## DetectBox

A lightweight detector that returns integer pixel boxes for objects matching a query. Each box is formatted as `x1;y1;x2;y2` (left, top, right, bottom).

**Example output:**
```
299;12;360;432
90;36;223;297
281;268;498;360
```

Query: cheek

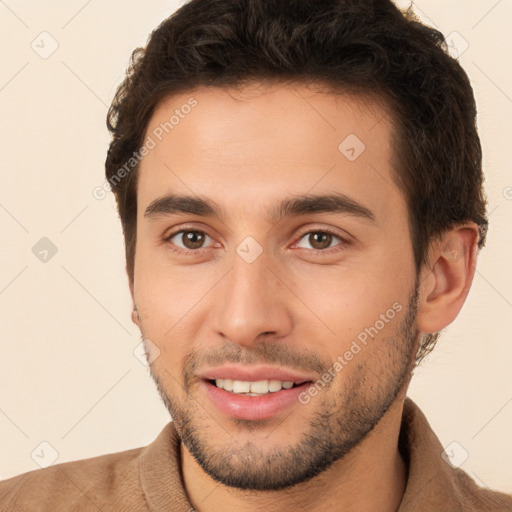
134;263;204;380
288;258;413;365
134;240;213;325
292;264;402;325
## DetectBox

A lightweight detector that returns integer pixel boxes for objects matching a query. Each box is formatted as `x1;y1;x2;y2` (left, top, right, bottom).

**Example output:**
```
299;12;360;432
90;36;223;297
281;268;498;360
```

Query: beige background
0;0;511;493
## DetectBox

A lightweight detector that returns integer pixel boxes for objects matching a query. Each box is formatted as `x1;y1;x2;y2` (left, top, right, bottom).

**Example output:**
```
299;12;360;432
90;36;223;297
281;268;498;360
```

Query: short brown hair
105;0;488;363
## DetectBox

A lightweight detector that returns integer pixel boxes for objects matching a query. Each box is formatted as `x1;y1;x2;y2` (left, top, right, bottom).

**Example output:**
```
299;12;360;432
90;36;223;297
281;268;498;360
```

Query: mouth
201;375;314;421
208;378;307;396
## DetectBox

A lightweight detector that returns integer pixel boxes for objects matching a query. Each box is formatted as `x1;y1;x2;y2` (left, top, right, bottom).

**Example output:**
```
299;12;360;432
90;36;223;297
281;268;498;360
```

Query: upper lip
197;364;315;384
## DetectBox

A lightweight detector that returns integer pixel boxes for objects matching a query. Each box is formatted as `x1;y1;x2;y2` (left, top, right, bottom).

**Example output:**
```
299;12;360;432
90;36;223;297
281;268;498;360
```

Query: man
1;0;511;510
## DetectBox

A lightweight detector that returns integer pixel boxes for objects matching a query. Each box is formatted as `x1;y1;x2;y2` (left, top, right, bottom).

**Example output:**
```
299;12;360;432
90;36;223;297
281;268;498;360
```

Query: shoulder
452;467;512;511
0;446;148;512
400;397;512;511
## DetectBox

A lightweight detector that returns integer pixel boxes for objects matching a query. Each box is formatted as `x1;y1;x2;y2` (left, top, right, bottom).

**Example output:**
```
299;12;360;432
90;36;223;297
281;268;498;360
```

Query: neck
181;397;408;512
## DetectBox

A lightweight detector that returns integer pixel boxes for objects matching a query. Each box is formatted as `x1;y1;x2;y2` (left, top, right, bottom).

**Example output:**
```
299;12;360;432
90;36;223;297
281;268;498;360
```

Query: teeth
268;379;283;392
214;379;297;394
232;380;250;393
250;380;269;393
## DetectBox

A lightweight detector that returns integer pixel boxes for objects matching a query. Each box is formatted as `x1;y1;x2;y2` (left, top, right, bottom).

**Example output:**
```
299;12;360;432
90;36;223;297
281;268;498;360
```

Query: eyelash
163;227;350;256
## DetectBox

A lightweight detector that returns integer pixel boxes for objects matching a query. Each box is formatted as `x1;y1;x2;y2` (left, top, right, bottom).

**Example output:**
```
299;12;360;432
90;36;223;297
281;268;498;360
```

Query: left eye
295;231;343;251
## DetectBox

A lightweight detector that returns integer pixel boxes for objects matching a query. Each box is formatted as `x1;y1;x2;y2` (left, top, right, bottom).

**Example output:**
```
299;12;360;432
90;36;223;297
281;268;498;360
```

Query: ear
416;223;480;333
129;278;141;328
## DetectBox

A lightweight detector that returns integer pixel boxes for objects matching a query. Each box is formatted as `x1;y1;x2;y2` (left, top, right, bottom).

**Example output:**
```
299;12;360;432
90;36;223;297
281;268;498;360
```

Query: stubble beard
145;284;419;491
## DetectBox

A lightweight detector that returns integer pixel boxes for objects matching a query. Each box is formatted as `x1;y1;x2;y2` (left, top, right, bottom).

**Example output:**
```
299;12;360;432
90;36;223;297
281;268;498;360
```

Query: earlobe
416;224;479;334
129;279;140;327
131;306;140;327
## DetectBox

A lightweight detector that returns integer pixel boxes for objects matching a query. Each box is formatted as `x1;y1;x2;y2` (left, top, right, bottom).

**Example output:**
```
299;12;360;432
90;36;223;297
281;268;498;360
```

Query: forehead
137;82;404;227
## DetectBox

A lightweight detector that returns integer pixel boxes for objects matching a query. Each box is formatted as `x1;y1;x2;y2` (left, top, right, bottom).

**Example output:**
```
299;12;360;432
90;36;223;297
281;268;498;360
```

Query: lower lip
201;380;311;421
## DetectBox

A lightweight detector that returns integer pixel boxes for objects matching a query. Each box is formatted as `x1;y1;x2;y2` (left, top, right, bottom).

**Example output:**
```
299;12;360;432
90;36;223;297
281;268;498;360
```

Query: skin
130;82;479;511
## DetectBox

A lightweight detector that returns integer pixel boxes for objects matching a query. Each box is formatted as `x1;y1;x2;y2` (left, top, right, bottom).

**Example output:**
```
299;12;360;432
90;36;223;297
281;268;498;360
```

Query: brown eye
295;230;345;252
308;232;332;250
182;231;205;249
167;230;212;251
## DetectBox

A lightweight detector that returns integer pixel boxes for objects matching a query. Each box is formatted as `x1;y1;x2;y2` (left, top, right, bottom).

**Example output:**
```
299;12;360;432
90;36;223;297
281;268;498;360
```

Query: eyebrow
144;192;376;224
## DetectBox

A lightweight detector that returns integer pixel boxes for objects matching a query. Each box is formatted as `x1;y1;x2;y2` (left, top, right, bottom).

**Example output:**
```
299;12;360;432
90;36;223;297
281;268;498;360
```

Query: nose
210;250;293;348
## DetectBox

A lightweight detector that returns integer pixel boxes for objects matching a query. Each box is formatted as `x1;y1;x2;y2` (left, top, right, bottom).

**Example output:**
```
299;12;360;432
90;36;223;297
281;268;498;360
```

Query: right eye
164;229;216;254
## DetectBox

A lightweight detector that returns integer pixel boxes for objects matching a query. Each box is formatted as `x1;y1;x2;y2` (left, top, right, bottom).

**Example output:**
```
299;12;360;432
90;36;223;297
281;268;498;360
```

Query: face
132;82;419;490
